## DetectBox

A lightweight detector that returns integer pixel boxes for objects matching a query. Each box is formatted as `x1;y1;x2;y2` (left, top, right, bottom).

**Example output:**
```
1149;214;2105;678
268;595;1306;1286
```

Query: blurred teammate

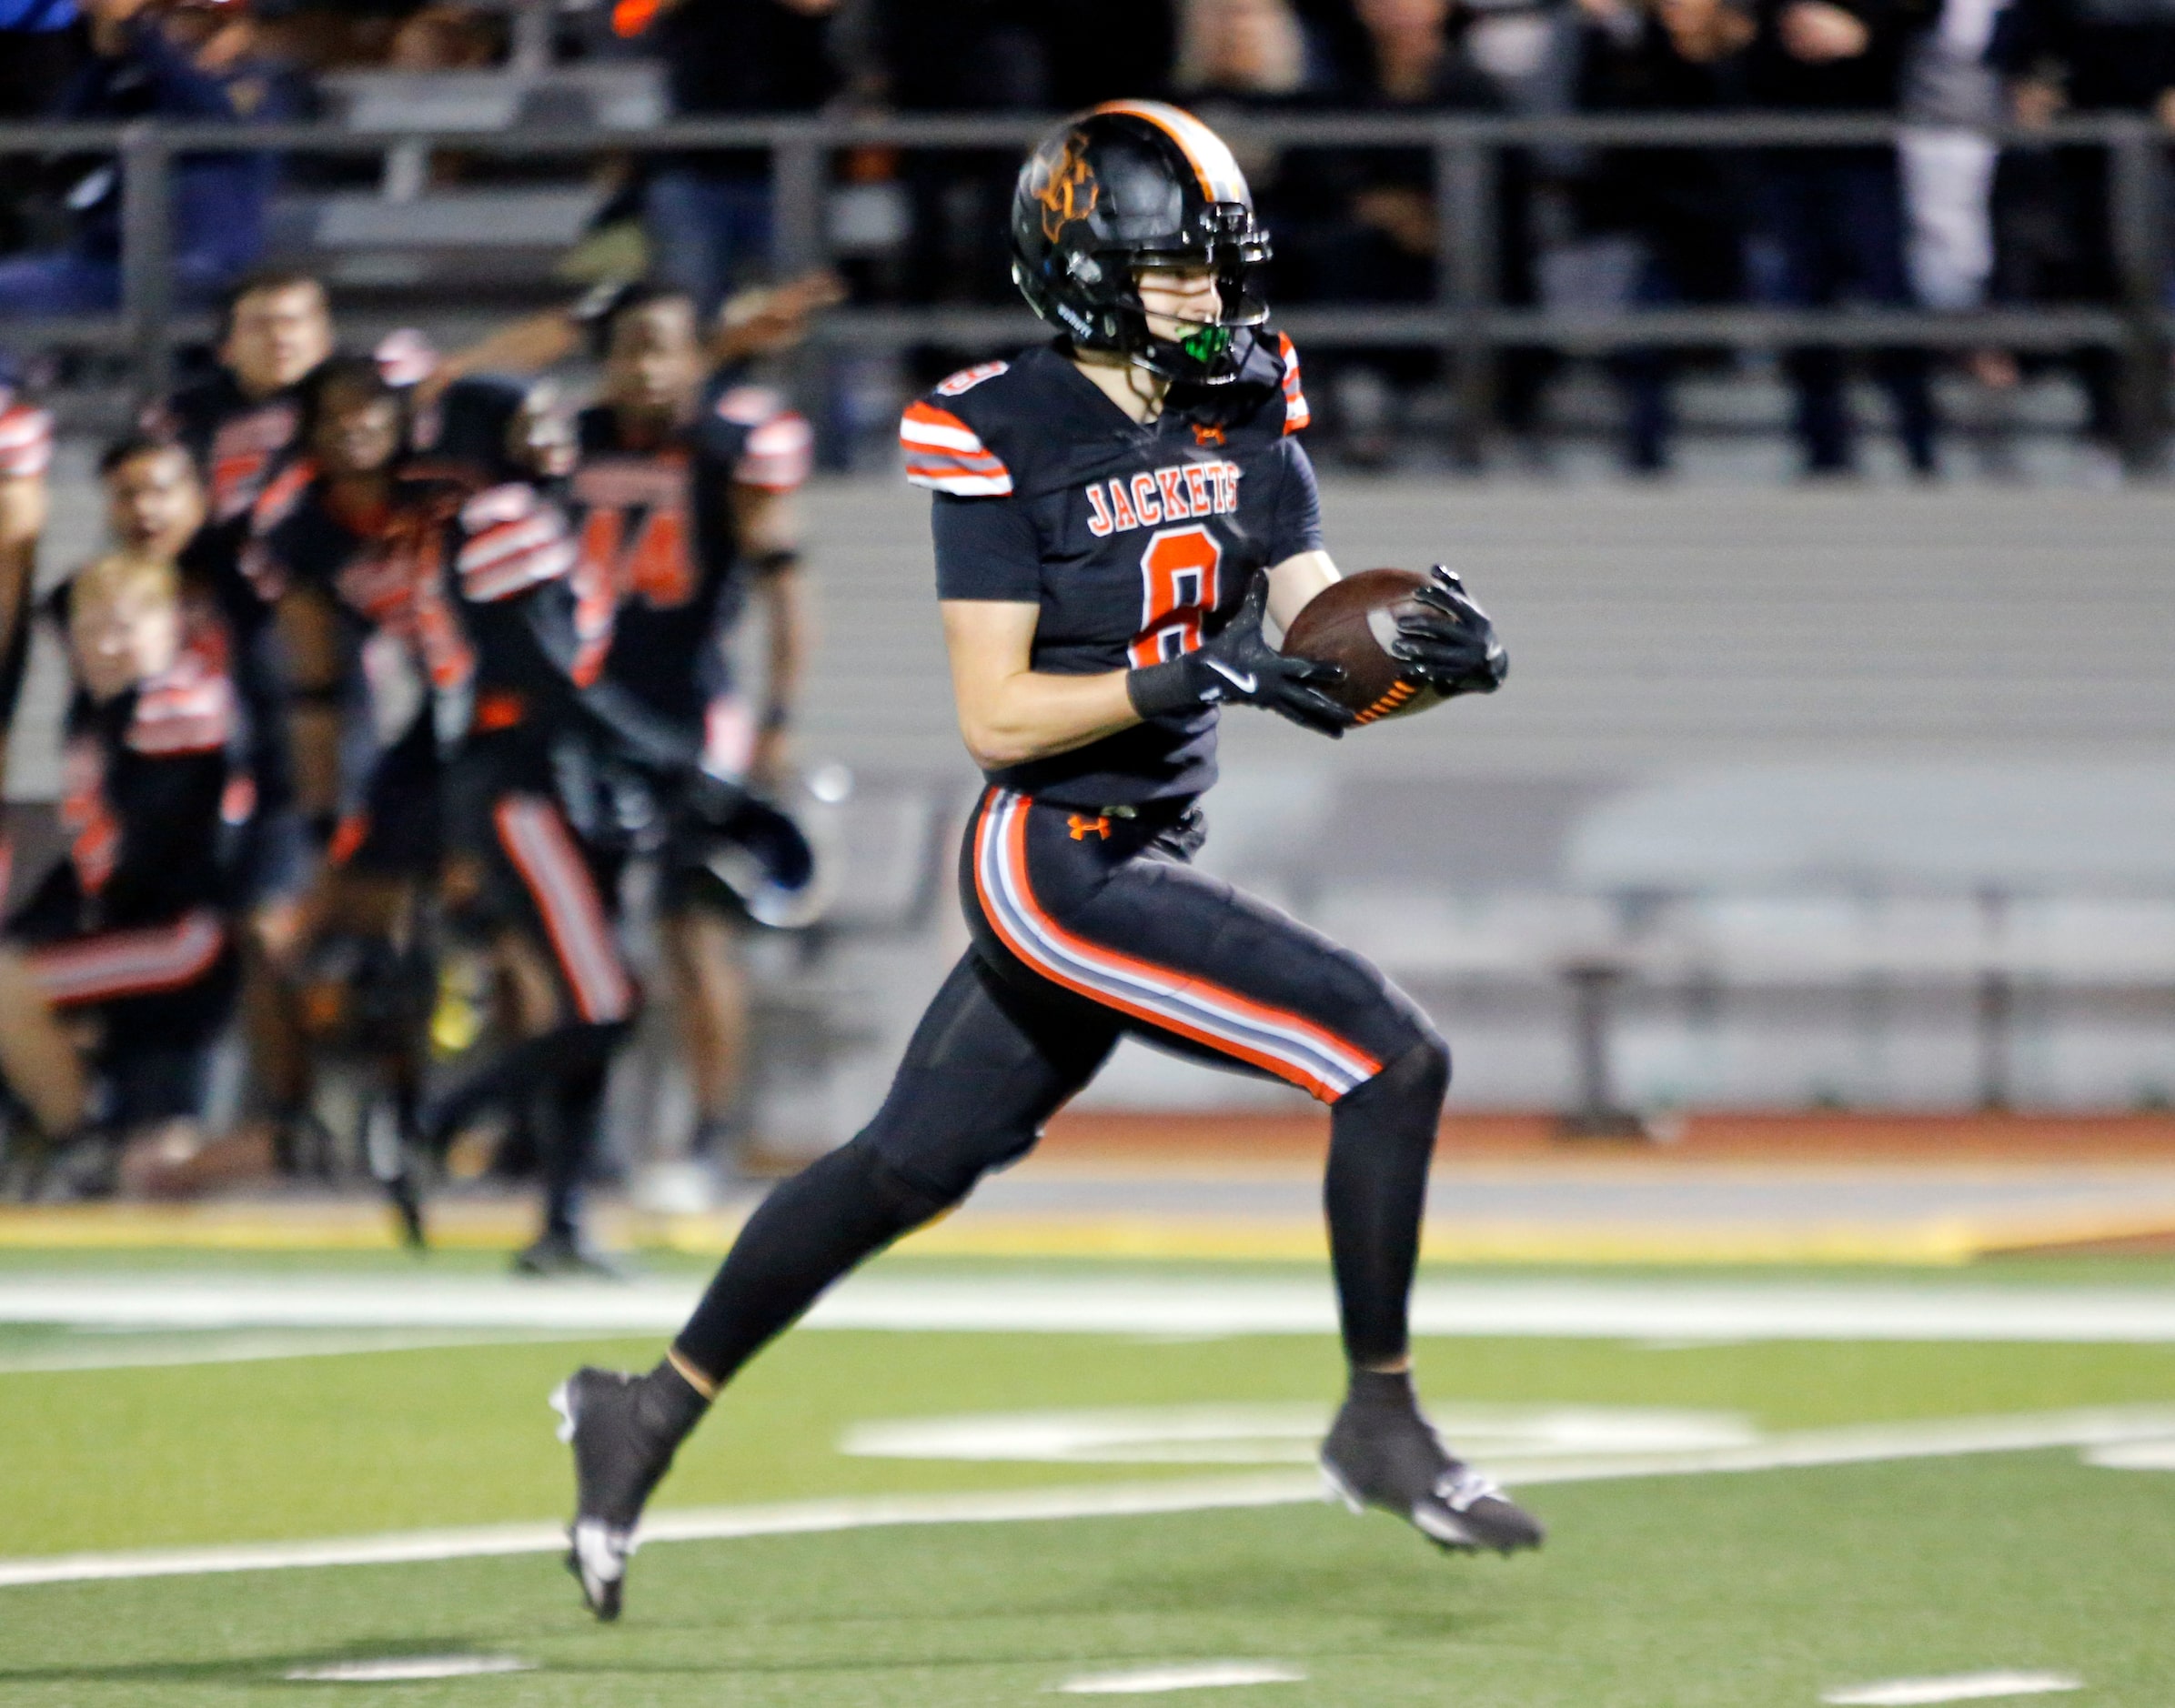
147;270;335;566
415;377;738;1272
242;357;447;1207
146;267;333;1146
569;285;813;1178
550;103;1535;1622
0;527;265;1191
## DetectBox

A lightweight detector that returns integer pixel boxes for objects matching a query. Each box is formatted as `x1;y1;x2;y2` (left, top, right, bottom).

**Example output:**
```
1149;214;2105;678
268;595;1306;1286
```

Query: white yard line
0;1328;595;1376
285;1656;536;1683
4;1405;2173;1592
0;1475;1324;1590
1824;1673;2084;1705
3;1273;2175;1342
1056;1661;1307;1693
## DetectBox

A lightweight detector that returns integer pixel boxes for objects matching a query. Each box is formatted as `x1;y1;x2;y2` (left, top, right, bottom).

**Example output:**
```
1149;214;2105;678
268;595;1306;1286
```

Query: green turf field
2;1253;2172;1706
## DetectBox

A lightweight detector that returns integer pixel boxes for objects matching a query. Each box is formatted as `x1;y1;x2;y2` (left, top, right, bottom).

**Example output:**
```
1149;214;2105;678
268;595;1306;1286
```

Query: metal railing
2;110;2170;462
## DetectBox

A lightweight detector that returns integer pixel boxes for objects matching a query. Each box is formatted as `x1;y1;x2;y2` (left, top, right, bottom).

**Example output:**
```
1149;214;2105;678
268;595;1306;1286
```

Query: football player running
567;285;814;1182
551;102;1530;1621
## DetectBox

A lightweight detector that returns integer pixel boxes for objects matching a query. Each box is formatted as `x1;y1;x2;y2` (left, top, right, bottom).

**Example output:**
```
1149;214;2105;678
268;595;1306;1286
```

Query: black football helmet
1011;101;1271;386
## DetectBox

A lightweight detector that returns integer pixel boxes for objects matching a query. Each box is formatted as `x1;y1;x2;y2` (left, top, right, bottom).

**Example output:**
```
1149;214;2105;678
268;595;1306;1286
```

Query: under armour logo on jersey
1067;814;1112;841
1084;460;1240;538
1192;422;1226;447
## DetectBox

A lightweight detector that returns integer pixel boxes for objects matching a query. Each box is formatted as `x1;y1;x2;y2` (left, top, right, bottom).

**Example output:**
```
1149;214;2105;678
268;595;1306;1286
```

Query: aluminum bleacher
777;477;2175;1126
13;459;2172;1140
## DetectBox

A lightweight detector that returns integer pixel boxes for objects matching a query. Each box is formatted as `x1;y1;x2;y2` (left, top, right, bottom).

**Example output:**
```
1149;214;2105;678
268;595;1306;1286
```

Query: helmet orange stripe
1091;99;1249;206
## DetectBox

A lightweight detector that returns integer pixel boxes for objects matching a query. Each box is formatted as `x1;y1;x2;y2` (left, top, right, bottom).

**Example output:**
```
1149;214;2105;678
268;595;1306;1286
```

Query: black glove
1389;565;1508;698
1126;576;1354;738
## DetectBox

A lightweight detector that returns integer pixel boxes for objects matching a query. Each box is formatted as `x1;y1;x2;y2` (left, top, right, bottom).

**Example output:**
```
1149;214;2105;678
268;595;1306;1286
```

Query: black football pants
675;788;1449;1380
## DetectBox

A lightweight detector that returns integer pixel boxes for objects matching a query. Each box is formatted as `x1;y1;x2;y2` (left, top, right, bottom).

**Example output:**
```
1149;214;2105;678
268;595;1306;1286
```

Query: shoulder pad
0;403;53;480
1274;332;1311;436
456;487;576;601
735;410;813;493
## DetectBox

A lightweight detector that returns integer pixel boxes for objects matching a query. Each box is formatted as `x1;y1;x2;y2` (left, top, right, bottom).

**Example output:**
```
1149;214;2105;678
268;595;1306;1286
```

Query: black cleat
549;1364;704;1619
1319;1370;1545;1555
516;1231;629;1280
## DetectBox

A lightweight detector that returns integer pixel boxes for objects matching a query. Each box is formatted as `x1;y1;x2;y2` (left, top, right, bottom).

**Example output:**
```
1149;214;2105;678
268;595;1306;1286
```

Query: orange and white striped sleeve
1275;332;1310;436
900;400;1013;497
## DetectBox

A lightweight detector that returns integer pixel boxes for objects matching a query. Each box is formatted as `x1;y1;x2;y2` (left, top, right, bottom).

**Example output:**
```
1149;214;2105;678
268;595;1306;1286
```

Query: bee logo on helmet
1032;132;1100;245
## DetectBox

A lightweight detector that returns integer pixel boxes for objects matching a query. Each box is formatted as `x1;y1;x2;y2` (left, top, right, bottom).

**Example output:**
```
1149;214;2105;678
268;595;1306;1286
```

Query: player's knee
1344;1030;1451;1133
1406;1030;1452;1103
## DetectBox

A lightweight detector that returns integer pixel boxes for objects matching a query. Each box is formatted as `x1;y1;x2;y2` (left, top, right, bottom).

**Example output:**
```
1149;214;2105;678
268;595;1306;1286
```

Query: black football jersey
145;369;306;551
904;331;1321;809
245;463;458;823
570;372;811;734
147;369;313;834
43;644;259;930
431;476;698;787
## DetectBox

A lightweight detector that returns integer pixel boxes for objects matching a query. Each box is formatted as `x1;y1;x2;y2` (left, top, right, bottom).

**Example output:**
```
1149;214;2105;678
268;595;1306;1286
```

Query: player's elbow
958;715;1037;771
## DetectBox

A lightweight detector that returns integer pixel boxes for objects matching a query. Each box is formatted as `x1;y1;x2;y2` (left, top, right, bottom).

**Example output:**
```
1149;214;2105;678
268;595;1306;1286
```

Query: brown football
1280;568;1445;724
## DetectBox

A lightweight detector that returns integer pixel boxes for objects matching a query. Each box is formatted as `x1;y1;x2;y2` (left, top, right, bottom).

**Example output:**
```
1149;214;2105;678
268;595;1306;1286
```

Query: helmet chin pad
1123;271;1270;383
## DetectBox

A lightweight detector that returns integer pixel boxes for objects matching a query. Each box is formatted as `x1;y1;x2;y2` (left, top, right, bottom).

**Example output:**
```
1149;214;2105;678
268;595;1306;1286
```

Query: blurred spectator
1274;0;1505;461
1573;0;1754;472
1744;0;1939;476
1174;0;1343;349
1987;0;2175;457
385;2;499;68
1898;0;2001;311
1178;0;1343;98
0;0;304;317
1465;0;1583;116
870;0;1174;307
637;0;841;316
873;1;1049;306
1274;0;1505;305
